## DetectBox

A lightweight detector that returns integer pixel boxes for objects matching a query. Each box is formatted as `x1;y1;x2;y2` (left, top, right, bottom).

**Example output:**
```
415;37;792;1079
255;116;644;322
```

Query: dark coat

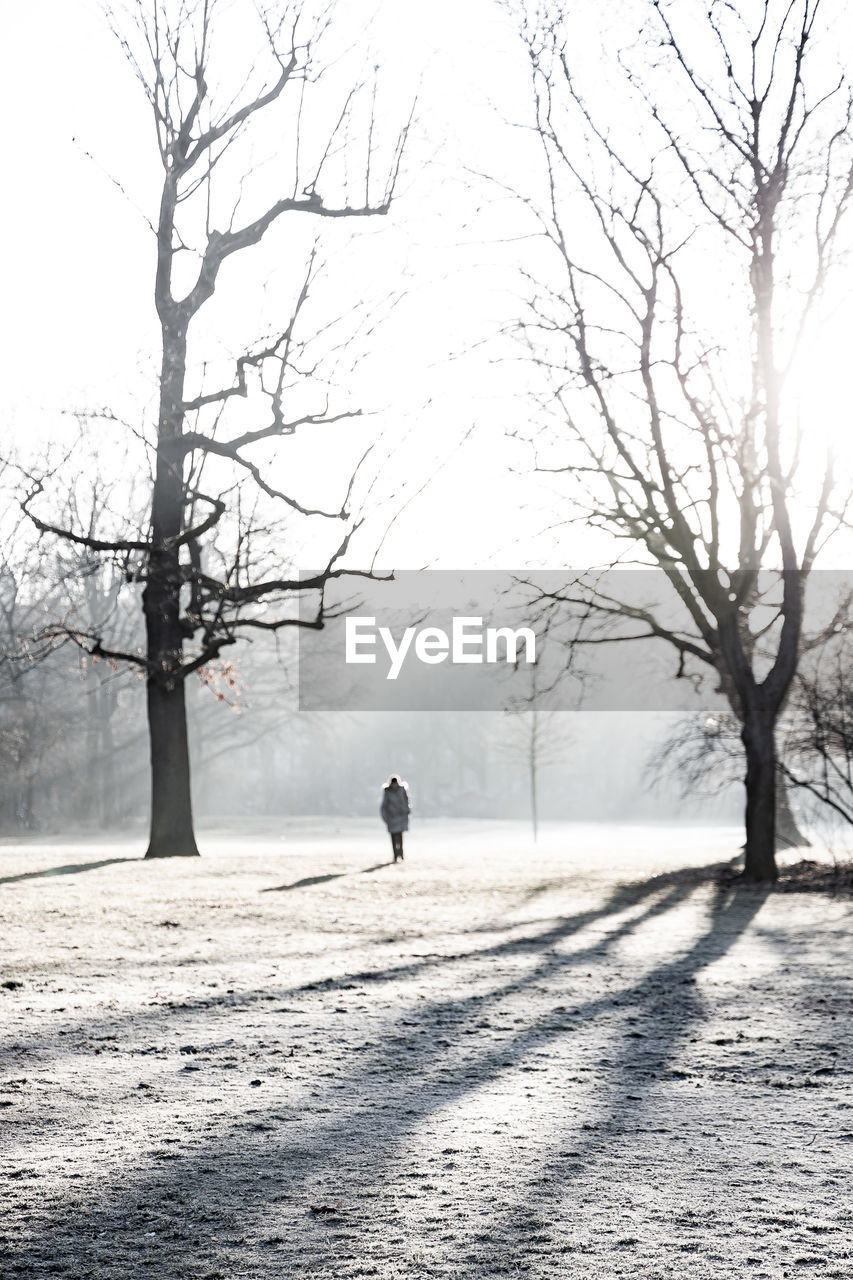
381;784;410;834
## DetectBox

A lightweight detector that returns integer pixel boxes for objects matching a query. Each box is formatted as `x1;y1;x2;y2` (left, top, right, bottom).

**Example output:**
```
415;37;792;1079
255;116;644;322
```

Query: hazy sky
2;0;557;569
3;0;853;573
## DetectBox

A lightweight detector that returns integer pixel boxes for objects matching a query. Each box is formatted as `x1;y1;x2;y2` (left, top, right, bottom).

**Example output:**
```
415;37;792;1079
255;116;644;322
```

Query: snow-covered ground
1;820;852;1278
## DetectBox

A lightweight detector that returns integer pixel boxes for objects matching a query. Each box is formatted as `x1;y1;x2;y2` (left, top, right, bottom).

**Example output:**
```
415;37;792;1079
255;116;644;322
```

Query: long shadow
262;872;346;892
5;858;748;1275
0;858;735;1067
488;880;771;1256
260;861;389;892
0;857;139;886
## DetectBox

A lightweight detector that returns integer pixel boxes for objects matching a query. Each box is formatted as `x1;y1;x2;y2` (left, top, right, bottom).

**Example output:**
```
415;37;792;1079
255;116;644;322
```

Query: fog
2;619;740;834
1;0;850;871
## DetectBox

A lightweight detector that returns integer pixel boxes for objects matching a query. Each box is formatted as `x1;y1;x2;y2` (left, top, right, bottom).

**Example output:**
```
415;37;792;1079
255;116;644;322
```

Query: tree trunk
143;515;198;858
99;697;118;829
144;317;199;859
775;777;810;849
530;750;538;843
145;674;198;857
741;713;778;882
528;711;540;843
85;656;99;825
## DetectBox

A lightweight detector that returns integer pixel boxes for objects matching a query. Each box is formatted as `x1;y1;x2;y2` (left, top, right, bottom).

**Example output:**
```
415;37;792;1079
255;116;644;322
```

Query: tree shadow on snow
5;855;773;1276
491;877;772;1249
0;857;139;886
0;859;737;1059
260;862;390;892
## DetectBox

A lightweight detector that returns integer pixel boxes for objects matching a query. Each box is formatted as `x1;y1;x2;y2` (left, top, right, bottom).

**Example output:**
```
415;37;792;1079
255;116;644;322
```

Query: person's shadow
261;863;388;892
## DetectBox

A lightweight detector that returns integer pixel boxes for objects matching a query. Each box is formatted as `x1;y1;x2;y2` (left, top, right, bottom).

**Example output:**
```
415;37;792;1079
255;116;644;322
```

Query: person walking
381;775;410;863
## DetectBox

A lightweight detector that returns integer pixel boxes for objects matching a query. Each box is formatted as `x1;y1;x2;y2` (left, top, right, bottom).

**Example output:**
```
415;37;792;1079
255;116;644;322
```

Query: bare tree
24;0;410;856
496;705;573;841
496;644;573;842
507;0;853;879
650;709;810;847
0;512;71;829
782;631;853;829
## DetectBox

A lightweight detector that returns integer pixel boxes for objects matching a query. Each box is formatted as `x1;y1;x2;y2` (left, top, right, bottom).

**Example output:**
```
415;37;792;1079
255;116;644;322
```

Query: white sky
0;0;553;568
2;0;853;574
